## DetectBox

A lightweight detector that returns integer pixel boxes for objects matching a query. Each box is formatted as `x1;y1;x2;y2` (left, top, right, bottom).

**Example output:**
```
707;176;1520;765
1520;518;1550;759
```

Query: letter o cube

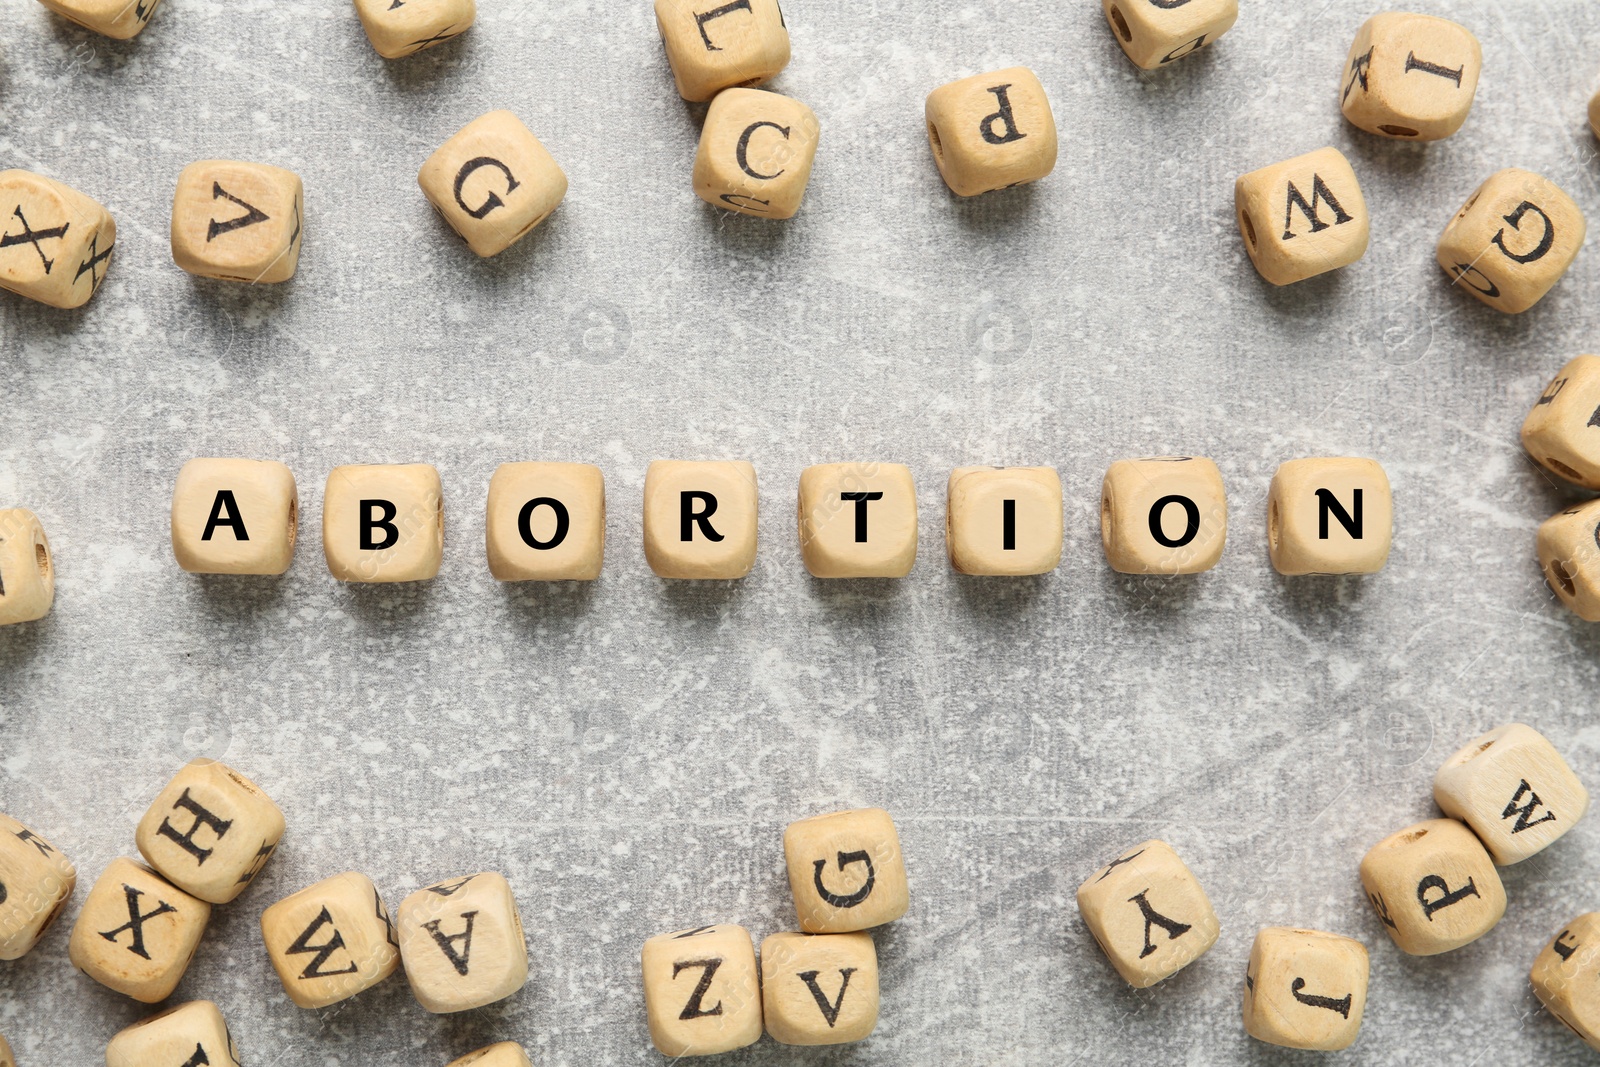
1103;0;1238;70
1437;168;1585;313
1532;913;1600;1052
798;463;918;578
1242;927;1368;1051
784;807;908;933
260;871;400;1009
1076;839;1219;988
419;111;567;258
1339;13;1481;141
946;465;1063;576
1538;499;1600;621
68;858;211;1003
1100;456;1226;575
0;509;54;627
171;459;299;575
353;0;475;58
1522;355;1600;489
653;0;789;102
35;0;162;39
925;67;1057;197
486;462;605;581
397;872;528;1013
1236;147;1369;285
447;1043;534;1067
135;758;285;904
105;1001;239;1067
1358;818;1505;956
643;460;758;579
641;923;762;1057
172;160;304;284
0;169;116;309
693;89;820;220
323;463;443;583
761;931;879;1046
0;812;76;960
1266;457;1392;575
1433;723;1588;865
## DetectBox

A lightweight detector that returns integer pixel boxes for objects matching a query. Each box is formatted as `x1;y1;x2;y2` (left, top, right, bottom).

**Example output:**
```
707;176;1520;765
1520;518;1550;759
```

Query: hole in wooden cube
171;161;304;285
0;169;116;309
1433;723;1588;865
653;0;788;102
1235;147;1368;285
398;872;528;1013
785;807;908;933
1538;499;1600;621
1102;0;1237;69
1076;839;1219;988
1242;927;1368;1051
260;871;400;1009
1358;817;1505;956
353;0;475;58
1437;168;1585;313
643;460;758;579
419;111;567;258
1532;913;1600;1052
1100;457;1226;575
486;462;605;581
924;67;1057;197
134;758;285;904
693;89;820;220
1266;457;1391;575
0;812;76;960
946;466;1062;576
171;459;298;576
641;923;762;1057
761;931;879;1046
35;0;163;39
0;509;54;627
447;1043;534;1067
323;463;443;583
1522;355;1600;490
1339;13;1481;141
68;858;211;1003
798;463;918;578
105;1001;238;1067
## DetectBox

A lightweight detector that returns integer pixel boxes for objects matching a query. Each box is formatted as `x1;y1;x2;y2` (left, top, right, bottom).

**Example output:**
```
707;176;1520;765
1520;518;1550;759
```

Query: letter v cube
397;872;528;1013
136;758;285;904
1076;839;1219;987
261;871;400;1008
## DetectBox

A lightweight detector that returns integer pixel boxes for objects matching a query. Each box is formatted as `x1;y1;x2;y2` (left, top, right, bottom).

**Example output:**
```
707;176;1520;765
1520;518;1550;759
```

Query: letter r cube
1076;839;1219;988
784;807;909;933
135;758;286;904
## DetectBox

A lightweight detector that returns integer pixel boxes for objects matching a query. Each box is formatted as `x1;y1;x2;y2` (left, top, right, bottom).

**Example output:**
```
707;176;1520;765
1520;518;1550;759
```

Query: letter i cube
1433;723;1588;865
784;808;909;933
0;509;54;627
0;169;116;309
135;758;285;904
1236;147;1368;285
1532;913;1600;1052
1339;13;1481;141
0;812;76;960
323;463;443;583
397;873;528;1013
641;924;762;1056
761;931;879;1046
353;0;476;58
1266;458;1392;575
1538;499;1600;622
68;858;211;1003
171;459;299;575
105;1001;239;1067
924;67;1057;197
1243;927;1368;1051
653;0;789;102
1103;0;1238;69
1522;355;1600;489
419;111;567;258
1100;457;1227;574
1358;818;1505;955
946;465;1063;575
1076;840;1219;987
261;871;400;1009
1437;168;1584;313
693;89;820;220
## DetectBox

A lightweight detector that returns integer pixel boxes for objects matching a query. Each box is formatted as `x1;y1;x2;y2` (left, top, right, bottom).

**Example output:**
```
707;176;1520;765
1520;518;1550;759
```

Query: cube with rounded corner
947;465;1062;576
35;0;162;39
693;89;819;220
1538;499;1600;622
323;463;443;583
761;931;878;1046
353;0;474;58
486;462;605;581
0;1033;10;1067
135;758;285;904
641;923;762;1057
0;509;54;627
1531;913;1600;1052
261;871;399;1009
643;460;758;579
1103;0;1237;69
1437;168;1585;314
172;161;303;284
925;67;1057;197
1077;839;1220;988
446;1043;533;1067
1267;457;1392;575
105;1001;238;1067
1339;13;1481;140
653;0;788;102
785;807;908;933
68;858;211;1003
798;463;917;578
1243;927;1368;1051
419;111;567;258
398;872;528;1013
1358;818;1505;956
1236;147;1368;285
1100;457;1226;575
1433;723;1588;865
0;811;76;960
0;169;116;309
1522;355;1600;489
171;459;298;575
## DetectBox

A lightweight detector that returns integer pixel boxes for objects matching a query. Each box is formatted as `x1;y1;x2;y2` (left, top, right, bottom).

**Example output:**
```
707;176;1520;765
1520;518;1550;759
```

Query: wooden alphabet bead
0;812;76;960
692;89;820;220
486;462;604;581
419;111;567;258
653;0;788;102
785;808;908;933
1100;457;1226;575
68;858;211;1003
0;170;115;309
446;1043;533;1067
798;463;918;578
1076;840;1219;988
1531;913;1600;1052
1522;355;1600;489
323;464;443;583
1591;88;1600;140
1358;818;1505;956
643;460;758;579
1434;723;1588;865
35;0;161;39
260;871;400;1009
924;67;1057;197
1339;13;1481;140
641;923;762;1056
0;509;54;627
1103;0;1237;69
134;758;285;904
1242;927;1368;1051
946;466;1063;576
353;0;475;58
1266;458;1392;575
398;872;527;1013
1538;499;1600;621
1437;169;1585;313
105;1001;239;1067
0;1033;10;1067
171;459;298;575
1236;147;1368;285
761;931;878;1046
171;161;304;284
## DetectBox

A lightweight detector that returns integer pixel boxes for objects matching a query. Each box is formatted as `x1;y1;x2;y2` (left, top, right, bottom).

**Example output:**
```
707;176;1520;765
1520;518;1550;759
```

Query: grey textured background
2;0;1600;1062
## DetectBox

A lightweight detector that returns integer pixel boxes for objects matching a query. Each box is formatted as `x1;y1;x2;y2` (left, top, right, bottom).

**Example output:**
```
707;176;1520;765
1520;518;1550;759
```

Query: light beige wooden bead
1358;818;1505;956
1591;88;1600;140
798;463;917;578
134;759;285;905
640;923;762;1057
1266;457;1392;575
761;931;878;1046
486;462;605;581
0;1033;11;1067
445;1043;533;1067
105;1001;239;1067
1538;498;1600;622
643;460;758;579
353;0;474;58
171;459;298;576
1100;457;1226;575
1522;355;1600;489
1242;927;1368;1051
924;67;1057;198
1433;723;1588;865
398;872;528;1014
946;466;1062;576
323;463;443;583
653;0;789;103
0;510;54;628
693;89;820;220
1103;0;1237;69
419;111;567;259
1531;912;1600;1052
1076;840;1219;988
0;169;115;309
35;0;162;39
171;161;304;285
68;858;211;1003
260;871;400;1009
1236;147;1368;285
1437;168;1585;314
785;808;908;933
0;811;76;960
1339;13;1481;141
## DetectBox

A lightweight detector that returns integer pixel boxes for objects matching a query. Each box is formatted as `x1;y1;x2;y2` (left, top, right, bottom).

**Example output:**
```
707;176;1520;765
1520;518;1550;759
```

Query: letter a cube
0;169;116;309
1236;147;1368;285
105;1001;239;1067
1243;927;1368;1051
693;89;820;220
419;111;567;258
397;872;528;1013
1433;723;1588;865
784;808;909;933
323;463;443;583
171;459;299;575
0;509;54;627
135;758;286;904
68;858;211;1002
1076;840;1220;987
641;923;762;1056
261;871;400;1008
0;811;76;960
1358;818;1505;955
1266;458;1392;575
924;67;1057;197
1531;913;1600;1052
761;931;879;1046
1437;168;1584;313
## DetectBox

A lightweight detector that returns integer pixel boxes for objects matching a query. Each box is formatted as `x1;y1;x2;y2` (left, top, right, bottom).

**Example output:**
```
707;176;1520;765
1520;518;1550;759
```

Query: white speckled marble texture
3;0;1600;1062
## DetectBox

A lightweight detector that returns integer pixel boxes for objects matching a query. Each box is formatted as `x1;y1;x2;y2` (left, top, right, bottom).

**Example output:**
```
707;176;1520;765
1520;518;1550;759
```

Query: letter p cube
924;67;1057;197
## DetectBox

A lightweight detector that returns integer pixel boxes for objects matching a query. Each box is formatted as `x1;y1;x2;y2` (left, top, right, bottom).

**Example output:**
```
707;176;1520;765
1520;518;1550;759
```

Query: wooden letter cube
925;67;1057;198
761;931;878;1046
398;872;527;1013
653;0;788;102
785;808;908;933
1242;927;1368;1051
1538;499;1600;621
446;1043;533;1067
1236;147;1368;285
419;111;567;258
1531;913;1600;1052
261;871;400;1009
1522;355;1600;489
640;923;762;1056
1434;723;1588;865
946;465;1062;576
1437;168;1585;313
135;758;285;904
693;89;820;220
1100;457;1226;575
68;858;211;1002
0;812;76;960
0;170;115;309
323;463;443;583
1358;818;1505;956
643;460;758;579
1104;0;1237;69
35;0;162;39
0;1033;10;1067
171;161;304;284
1266;457;1392;575
0;509;54;627
486;462;605;581
1339;13;1481;140
798;463;918;578
105;1001;239;1067
171;459;298;576
1076;840;1220;988
354;0;475;58
1591;87;1600;140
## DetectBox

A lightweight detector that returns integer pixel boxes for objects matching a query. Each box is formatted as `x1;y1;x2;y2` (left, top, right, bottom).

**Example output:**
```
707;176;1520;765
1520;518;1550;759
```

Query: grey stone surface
3;0;1600;1062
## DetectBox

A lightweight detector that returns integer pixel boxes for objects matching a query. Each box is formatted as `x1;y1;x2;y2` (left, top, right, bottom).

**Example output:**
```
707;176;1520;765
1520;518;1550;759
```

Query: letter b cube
641;924;762;1057
171;459;299;575
1266;457;1392;575
261;871;400;1009
323;463;443;583
1358;818;1505;955
925;67;1057;198
1243;927;1368;1051
135;758;285;904
1076;839;1219;988
1433;723;1588;865
397;872;528;1013
784;808;908;933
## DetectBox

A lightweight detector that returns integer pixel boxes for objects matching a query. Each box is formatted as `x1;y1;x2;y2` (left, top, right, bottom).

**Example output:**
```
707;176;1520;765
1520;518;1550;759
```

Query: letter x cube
0;169;116;309
68;858;211;1002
